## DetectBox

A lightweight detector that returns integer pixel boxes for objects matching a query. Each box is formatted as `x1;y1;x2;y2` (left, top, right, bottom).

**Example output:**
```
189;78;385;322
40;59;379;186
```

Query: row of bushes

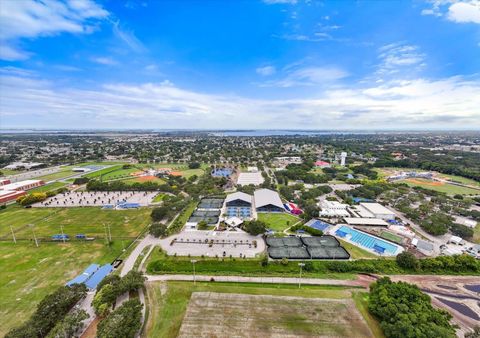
289;224;323;236
86;180;176;192
16;187;68;206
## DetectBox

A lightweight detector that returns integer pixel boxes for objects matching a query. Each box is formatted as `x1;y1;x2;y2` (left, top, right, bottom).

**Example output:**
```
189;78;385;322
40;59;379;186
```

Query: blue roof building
85;264;113;289
66;264;99;287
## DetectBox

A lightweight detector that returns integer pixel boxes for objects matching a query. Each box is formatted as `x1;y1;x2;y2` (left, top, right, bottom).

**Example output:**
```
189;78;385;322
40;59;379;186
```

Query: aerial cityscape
0;1;479;338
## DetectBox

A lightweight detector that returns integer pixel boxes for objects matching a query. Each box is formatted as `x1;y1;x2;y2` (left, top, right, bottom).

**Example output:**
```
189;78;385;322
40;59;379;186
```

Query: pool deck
328;224;404;257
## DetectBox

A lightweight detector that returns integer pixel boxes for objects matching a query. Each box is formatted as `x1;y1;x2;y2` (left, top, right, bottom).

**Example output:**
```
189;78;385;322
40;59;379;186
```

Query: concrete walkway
146;273;376;288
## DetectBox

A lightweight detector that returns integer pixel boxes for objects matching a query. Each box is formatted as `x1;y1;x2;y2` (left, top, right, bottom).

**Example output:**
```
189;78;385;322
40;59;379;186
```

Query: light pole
298;263;305;288
30;224;39;247
191;259;197;285
10;225;16;244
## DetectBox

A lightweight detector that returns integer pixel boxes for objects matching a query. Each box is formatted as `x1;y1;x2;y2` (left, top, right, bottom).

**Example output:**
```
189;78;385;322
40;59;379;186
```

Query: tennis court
197;198;224;210
267;235;350;260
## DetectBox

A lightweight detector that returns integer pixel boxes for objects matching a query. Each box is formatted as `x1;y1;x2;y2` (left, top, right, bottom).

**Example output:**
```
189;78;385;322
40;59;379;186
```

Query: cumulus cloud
422;0;480;24
1;66;478;129
447;1;480;23
0;0;109;61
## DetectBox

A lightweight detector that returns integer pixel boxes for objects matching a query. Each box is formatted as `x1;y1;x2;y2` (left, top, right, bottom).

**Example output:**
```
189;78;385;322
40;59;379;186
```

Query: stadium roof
254;189;284;210
225;192;253;205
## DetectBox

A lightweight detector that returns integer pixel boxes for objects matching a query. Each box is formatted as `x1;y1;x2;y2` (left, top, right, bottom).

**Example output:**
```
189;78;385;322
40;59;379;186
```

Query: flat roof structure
237;172;264;186
359;203;394;215
254;189;284;211
0;179;44;191
343;218;389;226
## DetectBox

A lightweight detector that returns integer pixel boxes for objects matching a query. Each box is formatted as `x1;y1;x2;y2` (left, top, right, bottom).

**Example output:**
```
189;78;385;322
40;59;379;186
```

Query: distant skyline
0;0;479;130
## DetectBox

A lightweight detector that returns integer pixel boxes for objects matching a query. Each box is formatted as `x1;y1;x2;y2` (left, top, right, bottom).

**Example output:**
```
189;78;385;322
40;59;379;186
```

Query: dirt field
404;178;444;186
177;292;374;338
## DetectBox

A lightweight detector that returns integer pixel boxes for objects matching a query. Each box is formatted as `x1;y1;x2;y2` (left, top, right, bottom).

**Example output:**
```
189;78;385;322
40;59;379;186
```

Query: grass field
0;241;126;336
379;231;403;244
473;224;480;244
144;281;378;338
399;178;480;195
257;212;301;232
29;182;67;193
0;205;151;240
37;169;77;182
336;239;379;259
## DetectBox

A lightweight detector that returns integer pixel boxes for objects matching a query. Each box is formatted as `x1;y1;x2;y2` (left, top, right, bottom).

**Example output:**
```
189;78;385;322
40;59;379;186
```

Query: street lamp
191;259;198;285
298;263;305;288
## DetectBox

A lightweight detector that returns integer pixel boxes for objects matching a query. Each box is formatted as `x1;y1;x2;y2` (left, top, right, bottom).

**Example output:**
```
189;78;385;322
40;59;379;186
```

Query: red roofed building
314;161;331;168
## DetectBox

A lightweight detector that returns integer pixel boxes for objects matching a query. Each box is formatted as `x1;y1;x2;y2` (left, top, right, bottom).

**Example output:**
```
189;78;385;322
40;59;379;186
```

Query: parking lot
33;191;158;207
159;231;265;258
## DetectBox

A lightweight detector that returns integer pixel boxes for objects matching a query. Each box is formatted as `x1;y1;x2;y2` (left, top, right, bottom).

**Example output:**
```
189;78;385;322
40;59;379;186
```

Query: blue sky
0;0;479;130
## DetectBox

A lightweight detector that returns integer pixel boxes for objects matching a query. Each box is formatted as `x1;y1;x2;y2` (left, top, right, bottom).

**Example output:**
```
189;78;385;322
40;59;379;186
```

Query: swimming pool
335;225;401;255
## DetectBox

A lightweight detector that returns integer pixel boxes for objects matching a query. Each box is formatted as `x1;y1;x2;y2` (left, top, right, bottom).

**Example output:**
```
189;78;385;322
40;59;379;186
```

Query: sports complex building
0;179;45;204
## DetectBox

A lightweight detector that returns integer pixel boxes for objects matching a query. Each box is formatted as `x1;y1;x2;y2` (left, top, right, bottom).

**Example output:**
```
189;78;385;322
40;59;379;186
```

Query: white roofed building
237;172;264;186
254;189;284;213
225;192;253;207
358;203;396;220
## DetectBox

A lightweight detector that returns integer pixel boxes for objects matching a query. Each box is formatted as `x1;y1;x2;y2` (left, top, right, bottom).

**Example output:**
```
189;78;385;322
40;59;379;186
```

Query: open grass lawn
438;173;480;187
336;239;380;259
0;205;151;240
144;281;379;338
257;212;301;232
29;181;67;193
146;249;355;279
98;167;140;181
0;168;24;176
473;224;480;244
399;178;480;195
0;241;126;336
83;164;124;179
379;231;403;244
37;169;77;182
122;176;166;185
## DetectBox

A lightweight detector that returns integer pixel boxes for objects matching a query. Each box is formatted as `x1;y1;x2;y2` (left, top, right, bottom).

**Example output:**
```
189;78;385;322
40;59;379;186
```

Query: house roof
225;192;253;204
254;189;284;210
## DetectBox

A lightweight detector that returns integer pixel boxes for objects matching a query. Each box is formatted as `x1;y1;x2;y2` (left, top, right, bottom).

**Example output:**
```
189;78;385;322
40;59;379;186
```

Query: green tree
150;223;168;237
96;299;143;338
396;251;419;270
47;310;89;338
243;220;267;235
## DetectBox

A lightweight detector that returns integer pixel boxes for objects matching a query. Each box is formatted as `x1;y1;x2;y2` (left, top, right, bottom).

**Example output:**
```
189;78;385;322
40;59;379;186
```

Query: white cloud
447;1;480;23
111;21;146;53
4;66;477;130
422;0;480;24
259;65;348;87
0;0;108;61
90;57;118;65
377;43;425;76
256;66;276;76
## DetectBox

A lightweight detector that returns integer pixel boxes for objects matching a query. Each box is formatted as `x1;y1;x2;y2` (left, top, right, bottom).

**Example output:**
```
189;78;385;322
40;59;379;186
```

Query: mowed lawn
0;205;151;240
258;212;301;232
0;241;125;336
29;181;67;193
145;281;381;338
399;178;480;195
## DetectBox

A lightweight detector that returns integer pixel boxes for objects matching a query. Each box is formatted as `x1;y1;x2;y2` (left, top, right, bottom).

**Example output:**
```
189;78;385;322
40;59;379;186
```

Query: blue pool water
336;226;400;255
